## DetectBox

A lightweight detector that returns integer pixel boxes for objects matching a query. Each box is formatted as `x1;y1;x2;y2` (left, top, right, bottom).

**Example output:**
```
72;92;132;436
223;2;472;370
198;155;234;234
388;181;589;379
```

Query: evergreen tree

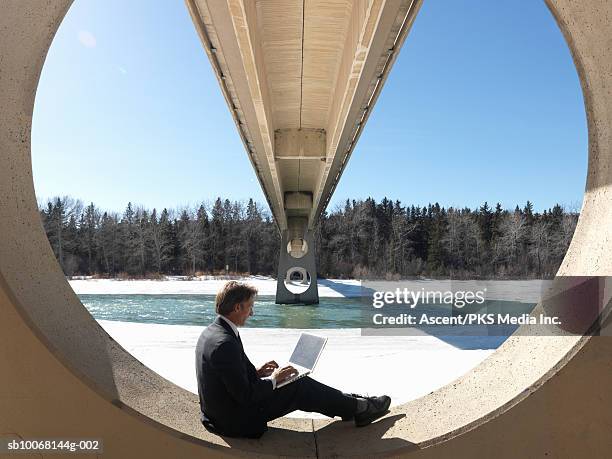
159;208;175;273
245;199;261;274
523;200;534;226
196;204;211;272
82;202;98;274
210;198;226;271
135;207;151;275
119;202;140;275
478;201;494;246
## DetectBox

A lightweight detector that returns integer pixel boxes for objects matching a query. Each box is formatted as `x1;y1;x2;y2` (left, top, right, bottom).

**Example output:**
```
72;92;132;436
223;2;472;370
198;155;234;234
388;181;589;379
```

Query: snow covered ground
98;320;495;419
71;276;361;297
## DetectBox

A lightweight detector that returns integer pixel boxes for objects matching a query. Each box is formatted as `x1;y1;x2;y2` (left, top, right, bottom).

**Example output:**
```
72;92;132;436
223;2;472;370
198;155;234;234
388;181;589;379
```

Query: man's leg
262;376;358;422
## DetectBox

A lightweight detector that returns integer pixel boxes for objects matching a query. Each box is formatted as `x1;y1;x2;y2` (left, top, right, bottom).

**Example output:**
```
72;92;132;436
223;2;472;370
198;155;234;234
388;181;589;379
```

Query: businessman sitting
195;281;391;438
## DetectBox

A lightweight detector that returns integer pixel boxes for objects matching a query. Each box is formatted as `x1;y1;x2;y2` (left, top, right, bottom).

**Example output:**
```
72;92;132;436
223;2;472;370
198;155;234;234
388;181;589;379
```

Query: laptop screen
288;333;327;370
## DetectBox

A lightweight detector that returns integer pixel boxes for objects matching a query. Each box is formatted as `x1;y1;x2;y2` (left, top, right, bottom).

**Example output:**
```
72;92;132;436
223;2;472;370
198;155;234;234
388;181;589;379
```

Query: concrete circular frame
287;238;308;259
1;1;612;457
285;267;311;294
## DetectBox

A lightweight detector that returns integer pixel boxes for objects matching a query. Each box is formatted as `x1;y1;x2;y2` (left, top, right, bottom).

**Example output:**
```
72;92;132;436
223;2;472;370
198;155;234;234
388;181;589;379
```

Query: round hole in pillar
286;238;309;259
284;267;311;294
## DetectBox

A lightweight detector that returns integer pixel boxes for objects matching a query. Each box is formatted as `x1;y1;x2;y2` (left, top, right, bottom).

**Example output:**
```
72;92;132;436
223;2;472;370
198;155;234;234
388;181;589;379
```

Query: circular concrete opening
284;267;311;294
287;238;308;259
2;0;611;457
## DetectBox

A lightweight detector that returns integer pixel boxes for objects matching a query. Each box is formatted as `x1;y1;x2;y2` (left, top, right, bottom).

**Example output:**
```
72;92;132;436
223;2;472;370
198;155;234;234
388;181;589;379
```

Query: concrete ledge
1;0;612;457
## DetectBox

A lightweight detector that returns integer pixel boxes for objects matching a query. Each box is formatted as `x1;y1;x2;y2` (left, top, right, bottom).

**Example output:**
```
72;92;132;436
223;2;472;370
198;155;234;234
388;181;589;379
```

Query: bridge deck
187;0;422;231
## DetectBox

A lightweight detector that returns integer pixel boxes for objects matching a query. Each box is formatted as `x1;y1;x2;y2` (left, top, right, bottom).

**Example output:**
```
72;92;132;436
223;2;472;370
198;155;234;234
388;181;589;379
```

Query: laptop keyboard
277;370;310;388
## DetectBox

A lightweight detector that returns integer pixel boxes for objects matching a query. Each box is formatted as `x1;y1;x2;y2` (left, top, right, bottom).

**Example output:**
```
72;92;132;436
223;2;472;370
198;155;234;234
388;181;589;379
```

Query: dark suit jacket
195;316;274;438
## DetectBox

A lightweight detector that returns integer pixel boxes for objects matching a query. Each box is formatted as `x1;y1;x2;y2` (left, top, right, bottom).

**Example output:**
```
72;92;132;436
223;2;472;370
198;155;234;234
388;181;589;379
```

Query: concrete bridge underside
187;0;421;303
2;0;612;458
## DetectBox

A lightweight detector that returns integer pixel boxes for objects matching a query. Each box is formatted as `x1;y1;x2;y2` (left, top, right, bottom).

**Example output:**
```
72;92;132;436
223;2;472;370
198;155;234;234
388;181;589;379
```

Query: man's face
234;295;255;326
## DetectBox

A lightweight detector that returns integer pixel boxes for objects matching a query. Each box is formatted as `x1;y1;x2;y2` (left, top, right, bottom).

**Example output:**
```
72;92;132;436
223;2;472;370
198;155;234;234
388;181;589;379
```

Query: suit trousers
261;376;358;421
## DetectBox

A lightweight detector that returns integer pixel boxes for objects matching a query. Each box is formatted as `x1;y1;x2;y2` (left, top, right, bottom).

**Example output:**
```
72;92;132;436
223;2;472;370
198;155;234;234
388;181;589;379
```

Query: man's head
215;281;258;326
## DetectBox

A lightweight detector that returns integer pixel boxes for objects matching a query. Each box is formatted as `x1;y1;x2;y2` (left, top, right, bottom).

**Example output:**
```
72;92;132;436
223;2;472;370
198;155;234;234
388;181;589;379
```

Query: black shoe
341;393;367;421
354;395;391;427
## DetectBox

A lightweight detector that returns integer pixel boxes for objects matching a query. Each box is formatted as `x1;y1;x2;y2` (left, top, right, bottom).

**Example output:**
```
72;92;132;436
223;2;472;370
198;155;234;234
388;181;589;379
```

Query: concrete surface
1;0;612;457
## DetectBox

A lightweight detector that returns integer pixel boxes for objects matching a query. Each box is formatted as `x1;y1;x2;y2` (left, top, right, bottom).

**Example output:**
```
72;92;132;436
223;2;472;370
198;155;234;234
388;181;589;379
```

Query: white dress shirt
218;314;239;338
217;314;276;389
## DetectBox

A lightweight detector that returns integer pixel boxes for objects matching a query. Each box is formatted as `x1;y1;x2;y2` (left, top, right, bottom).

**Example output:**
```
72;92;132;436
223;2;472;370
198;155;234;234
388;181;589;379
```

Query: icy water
80;294;536;334
81;295;364;328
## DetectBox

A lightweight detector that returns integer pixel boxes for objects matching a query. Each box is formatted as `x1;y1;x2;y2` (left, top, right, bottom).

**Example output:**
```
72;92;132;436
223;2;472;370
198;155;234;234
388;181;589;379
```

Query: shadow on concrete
212;426;317;457
199;414;419;457
314;413;419;457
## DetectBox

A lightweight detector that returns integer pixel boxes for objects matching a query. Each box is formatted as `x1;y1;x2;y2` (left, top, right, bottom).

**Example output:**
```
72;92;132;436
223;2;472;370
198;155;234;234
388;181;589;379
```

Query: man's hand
256;360;279;378
271;365;299;385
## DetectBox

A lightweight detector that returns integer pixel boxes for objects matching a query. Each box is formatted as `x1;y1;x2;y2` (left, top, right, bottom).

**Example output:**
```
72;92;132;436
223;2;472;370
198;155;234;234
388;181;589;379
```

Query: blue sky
32;0;587;215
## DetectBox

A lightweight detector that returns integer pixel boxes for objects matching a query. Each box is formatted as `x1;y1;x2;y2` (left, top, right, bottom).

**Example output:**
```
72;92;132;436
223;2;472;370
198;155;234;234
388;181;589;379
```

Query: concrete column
275;229;319;304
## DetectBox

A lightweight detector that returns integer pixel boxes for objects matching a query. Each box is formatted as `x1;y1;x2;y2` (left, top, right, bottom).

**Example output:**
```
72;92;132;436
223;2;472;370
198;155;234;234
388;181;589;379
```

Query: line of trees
39;196;578;280
39;197;278;278
317;198;578;279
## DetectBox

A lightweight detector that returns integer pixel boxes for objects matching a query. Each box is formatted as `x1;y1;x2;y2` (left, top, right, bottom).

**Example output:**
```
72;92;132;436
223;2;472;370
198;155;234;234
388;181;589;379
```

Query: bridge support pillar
275;229;319;305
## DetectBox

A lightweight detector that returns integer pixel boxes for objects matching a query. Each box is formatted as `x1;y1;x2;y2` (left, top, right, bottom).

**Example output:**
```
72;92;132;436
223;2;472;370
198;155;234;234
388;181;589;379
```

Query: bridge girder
187;0;422;232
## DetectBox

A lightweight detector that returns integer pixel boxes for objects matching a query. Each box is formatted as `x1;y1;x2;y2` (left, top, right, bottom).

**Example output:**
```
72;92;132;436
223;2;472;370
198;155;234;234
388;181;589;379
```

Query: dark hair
215;281;258;315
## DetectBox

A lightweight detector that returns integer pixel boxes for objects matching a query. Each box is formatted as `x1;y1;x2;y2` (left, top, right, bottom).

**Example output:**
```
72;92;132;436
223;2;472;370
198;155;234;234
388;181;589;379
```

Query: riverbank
71;276;547;303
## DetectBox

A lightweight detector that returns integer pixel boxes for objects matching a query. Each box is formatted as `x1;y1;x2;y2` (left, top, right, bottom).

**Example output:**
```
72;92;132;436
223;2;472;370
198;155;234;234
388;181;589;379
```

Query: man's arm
211;341;274;405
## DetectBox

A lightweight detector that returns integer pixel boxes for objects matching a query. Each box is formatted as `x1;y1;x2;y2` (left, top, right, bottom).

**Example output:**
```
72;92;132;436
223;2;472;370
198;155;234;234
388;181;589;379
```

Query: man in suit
195;281;391;438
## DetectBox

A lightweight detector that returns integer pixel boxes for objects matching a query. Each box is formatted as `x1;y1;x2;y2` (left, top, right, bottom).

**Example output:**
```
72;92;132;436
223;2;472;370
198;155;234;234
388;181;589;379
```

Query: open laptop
275;333;327;388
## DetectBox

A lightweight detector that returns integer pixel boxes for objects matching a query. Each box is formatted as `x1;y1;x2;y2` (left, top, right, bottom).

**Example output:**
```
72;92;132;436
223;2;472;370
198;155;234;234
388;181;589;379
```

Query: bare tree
529;220;551;277
551;212;578;266
442;209;480;274
178;207;201;275
44;196;83;273
82;202;100;274
500;211;526;269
